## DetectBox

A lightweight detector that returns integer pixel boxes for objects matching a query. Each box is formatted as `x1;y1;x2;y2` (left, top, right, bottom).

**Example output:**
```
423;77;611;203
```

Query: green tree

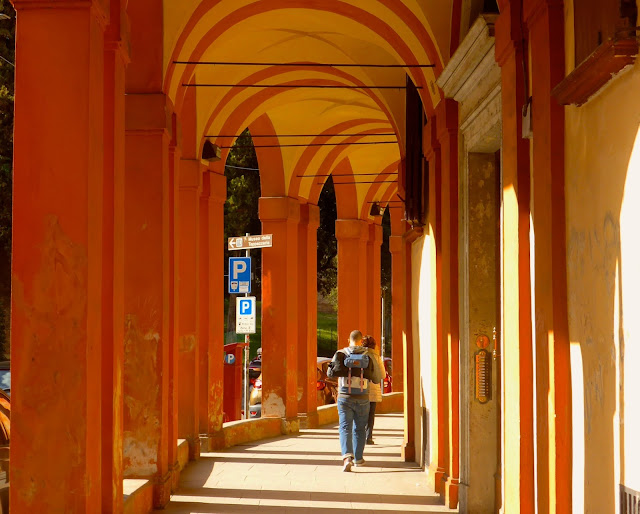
316;176;337;298
0;0;14;359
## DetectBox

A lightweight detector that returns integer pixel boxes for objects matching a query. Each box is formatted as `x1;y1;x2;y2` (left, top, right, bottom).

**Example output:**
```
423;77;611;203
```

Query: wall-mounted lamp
202;140;222;161
369;202;382;216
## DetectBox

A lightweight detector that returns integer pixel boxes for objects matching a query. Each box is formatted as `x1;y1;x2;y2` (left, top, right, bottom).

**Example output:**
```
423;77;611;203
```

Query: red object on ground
223;343;248;422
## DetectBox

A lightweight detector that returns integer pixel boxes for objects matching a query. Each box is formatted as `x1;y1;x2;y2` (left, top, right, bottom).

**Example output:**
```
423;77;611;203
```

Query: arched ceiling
161;0;454;220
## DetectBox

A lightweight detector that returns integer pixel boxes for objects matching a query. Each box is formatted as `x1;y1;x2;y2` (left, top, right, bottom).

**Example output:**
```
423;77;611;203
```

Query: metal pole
243;233;251;420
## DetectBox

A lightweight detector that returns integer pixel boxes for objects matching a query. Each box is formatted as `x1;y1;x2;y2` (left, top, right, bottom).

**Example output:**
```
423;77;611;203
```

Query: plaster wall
564;54;640;513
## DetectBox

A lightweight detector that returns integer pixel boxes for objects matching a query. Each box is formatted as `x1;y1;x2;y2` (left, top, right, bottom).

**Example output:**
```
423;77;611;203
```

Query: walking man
328;330;382;471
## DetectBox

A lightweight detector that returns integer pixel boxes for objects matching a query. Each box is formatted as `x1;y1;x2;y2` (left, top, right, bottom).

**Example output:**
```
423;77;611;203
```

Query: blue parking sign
238;298;253;316
228;257;251;294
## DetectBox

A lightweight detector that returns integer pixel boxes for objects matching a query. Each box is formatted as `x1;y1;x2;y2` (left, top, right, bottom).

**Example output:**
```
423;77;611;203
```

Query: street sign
224;353;236;365
236;296;256;334
228;234;273;251
228;257;251;294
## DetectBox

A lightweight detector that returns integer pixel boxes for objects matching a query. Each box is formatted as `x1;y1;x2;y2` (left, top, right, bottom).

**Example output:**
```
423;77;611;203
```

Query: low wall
122;479;153;514
317;392;404;426
177;439;189;471
221;417;285;448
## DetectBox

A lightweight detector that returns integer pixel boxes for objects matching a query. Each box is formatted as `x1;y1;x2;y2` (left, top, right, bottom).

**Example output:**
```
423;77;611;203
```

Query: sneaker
342;458;353;472
354;459;365;467
366;438;374;445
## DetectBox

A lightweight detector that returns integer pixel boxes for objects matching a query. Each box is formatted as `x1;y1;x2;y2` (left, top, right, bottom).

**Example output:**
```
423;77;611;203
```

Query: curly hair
361;335;377;349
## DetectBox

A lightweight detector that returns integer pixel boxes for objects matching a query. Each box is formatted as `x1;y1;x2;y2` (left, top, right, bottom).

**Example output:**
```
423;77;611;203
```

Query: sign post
229;233;272;419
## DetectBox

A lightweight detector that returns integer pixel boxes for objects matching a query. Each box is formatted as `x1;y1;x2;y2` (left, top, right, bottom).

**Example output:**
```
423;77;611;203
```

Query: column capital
202;172;227;204
125;93;173;137
300;203;320;230
335;219;368;241
369;222;383;246
389;235;404;254
495;1;526;66
259;196;300;222
180;159;203;192
436;98;458;140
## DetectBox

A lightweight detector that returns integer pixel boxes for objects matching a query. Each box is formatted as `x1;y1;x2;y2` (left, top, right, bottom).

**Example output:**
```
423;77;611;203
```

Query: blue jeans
337;397;370;460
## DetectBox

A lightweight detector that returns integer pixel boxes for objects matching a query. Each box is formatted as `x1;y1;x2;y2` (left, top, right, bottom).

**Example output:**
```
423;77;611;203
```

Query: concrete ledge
378;392;404;414
221;417;284;448
177;439;189;471
317;393;404;427
123;479;153;514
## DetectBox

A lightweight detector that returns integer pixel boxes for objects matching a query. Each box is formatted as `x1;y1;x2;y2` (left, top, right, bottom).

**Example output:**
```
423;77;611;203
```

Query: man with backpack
327;330;382;471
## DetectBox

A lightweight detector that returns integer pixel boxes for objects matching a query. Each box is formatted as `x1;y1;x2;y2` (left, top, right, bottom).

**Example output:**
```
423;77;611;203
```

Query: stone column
199;171;226;448
297;204;320;427
123;93;173;508
259;197;300;428
10;1;107;510
389;210;407;392
178;159;203;460
102;1;127;510
335;219;369;344
495;2;536;511
438;98;461;509
524;1;572;511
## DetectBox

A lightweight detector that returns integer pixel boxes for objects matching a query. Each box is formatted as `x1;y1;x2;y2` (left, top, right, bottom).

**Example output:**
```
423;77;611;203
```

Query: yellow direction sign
228;234;273;251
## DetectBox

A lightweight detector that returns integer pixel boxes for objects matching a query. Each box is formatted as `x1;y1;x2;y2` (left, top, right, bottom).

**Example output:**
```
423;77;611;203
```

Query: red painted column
297;204;320;427
178;159;202;459
259;197;300;426
438;98;460;509
10;1;106;511
103;1;127;511
424;115;447;494
524;1;572;511
370;221;383;344
389;210;407;392
335;219;369;344
199;171;227;445
496;2;536;511
123;93;173;508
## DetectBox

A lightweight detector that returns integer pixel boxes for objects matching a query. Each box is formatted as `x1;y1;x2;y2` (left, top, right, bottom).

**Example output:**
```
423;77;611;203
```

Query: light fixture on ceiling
202;140;222;161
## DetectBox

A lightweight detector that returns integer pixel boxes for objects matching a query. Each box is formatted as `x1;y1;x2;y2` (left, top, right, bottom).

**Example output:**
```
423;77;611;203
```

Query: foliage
316;176;337;296
0;0;13;359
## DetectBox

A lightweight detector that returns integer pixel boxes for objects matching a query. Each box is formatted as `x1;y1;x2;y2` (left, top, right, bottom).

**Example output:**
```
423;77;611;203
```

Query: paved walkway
158;413;457;513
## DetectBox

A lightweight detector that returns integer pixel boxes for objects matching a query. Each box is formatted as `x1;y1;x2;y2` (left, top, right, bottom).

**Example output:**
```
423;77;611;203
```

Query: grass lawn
224;298;337;359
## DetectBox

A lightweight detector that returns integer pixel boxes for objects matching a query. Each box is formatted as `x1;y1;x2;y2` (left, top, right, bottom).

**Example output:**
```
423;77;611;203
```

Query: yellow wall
564;54;640;512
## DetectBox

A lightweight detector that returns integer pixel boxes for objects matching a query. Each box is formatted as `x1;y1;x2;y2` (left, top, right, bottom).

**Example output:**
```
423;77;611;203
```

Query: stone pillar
103;1;127;510
178;159;202;459
424;117;448;494
368;221;383;340
123;93;173;508
524;1;572;511
495;2;536;511
402;228;421;463
335;219;369;344
199;171;227;445
389;211;407;392
10;1;107;510
259;197;300;428
297;204;320;427
437;98;461;509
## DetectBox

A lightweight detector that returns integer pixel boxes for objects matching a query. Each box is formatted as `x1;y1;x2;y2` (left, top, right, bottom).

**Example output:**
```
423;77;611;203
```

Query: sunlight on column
614;259;621;514
570;342;585;514
620;123;640;491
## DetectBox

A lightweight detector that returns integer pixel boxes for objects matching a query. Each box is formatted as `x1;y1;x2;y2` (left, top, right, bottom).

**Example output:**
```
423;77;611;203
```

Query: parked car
0;362;9;397
383;357;392;393
316;357;338;406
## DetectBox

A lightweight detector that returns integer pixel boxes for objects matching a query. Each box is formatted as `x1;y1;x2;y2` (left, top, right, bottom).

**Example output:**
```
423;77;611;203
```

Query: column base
170;461;180;493
187;436;201;461
280;416;300;435
401;442;416;462
445;477;459;508
152;471;172;508
298;411;319;429
427;462;447;494
200;430;226;452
